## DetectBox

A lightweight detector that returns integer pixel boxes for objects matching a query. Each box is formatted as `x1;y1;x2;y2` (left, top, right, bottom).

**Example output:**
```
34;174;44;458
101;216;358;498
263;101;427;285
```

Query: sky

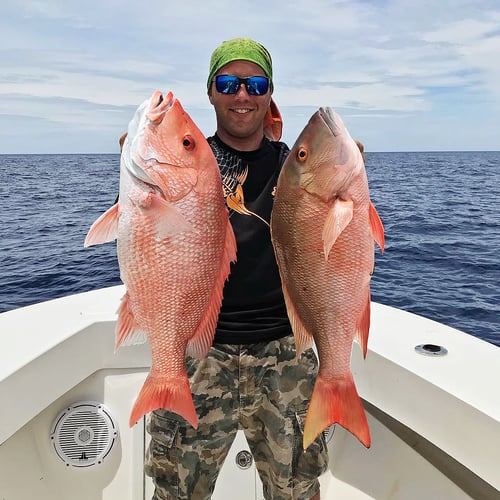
1;0;500;153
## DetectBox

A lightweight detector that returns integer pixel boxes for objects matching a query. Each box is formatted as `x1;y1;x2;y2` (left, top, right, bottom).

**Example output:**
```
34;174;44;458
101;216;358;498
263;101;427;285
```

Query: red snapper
85;91;236;428
271;107;384;449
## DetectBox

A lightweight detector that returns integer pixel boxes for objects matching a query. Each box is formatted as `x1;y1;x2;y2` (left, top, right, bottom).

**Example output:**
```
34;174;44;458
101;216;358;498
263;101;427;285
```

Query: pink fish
85;91;236;428
271;107;384;449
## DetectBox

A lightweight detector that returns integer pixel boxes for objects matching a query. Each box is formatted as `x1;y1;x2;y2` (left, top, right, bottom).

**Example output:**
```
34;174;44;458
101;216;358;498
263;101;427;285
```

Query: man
145;37;328;500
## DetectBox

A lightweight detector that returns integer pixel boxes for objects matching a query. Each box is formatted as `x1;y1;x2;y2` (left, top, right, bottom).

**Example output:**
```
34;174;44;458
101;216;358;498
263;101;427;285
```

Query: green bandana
207;37;273;91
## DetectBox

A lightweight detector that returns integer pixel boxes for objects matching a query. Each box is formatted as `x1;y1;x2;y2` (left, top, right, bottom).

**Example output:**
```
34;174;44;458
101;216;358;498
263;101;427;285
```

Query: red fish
85;91;236;427
270;107;384;449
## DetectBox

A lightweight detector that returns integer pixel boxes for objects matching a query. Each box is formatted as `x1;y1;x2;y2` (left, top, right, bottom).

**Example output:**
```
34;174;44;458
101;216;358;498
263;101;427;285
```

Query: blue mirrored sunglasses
213;75;270;96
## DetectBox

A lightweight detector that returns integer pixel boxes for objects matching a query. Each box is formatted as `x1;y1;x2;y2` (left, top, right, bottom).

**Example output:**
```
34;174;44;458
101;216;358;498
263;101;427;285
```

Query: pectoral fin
84;203;119;247
149;193;193;239
322;199;353;260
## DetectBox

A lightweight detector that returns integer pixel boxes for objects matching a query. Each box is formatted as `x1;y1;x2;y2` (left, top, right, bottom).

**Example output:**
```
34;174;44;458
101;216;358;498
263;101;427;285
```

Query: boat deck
1;286;499;499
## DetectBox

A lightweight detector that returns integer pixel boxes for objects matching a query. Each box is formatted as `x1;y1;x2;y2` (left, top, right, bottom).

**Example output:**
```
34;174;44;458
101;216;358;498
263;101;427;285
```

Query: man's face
208;60;272;148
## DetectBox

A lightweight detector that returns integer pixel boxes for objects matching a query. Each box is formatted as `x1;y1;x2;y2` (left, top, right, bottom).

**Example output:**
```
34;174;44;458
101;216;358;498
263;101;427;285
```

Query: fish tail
128;373;198;428
303;373;370;450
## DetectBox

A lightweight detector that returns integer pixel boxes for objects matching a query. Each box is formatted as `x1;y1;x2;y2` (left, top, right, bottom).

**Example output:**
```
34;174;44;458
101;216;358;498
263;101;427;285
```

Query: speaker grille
50;402;118;467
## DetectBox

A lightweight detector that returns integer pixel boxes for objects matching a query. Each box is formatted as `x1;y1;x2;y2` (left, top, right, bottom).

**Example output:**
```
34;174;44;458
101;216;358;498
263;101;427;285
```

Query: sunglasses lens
215;75;240;94
246;76;269;95
214;75;269;95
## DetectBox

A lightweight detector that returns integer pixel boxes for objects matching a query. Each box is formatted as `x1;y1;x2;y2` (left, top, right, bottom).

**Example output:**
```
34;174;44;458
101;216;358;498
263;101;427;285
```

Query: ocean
0;152;498;347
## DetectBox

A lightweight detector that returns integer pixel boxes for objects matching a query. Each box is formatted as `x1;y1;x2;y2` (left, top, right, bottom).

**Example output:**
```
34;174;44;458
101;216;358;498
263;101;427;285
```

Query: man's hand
119;133;127;152
355;139;365;162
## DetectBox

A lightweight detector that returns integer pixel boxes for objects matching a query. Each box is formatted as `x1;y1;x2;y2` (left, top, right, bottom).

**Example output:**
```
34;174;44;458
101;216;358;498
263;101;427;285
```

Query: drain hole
415;344;448;356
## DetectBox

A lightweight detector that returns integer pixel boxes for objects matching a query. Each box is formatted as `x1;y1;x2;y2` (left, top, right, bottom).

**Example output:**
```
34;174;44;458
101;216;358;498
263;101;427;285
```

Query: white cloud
277;82;427;112
0;0;499;152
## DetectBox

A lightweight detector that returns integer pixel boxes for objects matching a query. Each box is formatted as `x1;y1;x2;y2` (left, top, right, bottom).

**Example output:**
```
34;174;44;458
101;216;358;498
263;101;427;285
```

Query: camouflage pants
145;335;329;500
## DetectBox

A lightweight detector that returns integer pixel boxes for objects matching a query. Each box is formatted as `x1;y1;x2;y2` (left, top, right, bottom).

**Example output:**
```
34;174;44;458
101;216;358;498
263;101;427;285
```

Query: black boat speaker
50;401;119;467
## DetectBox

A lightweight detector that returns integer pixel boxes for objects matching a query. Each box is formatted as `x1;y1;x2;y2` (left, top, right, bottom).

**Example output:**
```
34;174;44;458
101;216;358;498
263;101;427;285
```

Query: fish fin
281;281;314;356
84;203;119;247
186;218;237;358
222;215;238;265
129;373;198;428
322;199;353;260
115;292;147;351
149;192;193;239
369;202;385;253
185;318;215;359
355;295;371;358
185;292;220;359
303;373;370;450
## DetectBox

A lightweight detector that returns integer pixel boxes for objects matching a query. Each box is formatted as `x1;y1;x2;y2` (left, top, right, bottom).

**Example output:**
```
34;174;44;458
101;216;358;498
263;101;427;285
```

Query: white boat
1;285;499;499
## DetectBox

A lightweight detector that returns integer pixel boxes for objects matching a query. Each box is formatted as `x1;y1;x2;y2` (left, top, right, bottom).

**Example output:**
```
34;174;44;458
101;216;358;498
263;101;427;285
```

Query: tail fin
129;373;198;428
303;373;370;450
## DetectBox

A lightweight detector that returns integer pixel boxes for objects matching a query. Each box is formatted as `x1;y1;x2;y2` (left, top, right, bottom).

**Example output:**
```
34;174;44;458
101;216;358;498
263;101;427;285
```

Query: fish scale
271;107;384;450
85;91;236;428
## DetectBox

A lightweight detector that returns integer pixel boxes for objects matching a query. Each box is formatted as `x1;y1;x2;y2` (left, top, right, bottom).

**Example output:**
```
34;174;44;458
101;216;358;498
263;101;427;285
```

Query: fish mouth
124;91;177;186
318;107;344;137
146;90;174;124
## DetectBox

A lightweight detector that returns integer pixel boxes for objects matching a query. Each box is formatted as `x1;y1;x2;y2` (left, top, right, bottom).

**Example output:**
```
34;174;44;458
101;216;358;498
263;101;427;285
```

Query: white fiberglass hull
0;286;498;499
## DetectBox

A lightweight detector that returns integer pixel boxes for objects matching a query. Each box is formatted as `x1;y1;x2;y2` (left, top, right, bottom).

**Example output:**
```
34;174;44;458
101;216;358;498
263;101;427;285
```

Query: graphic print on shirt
209;138;270;226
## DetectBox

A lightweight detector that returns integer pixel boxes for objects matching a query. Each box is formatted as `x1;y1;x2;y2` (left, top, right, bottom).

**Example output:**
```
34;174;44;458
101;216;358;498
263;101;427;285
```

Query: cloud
0;0;499;152
421;15;500;97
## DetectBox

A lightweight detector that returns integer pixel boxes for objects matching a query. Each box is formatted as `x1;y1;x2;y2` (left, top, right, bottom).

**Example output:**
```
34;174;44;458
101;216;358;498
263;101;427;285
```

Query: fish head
285;107;364;203
123;91;214;201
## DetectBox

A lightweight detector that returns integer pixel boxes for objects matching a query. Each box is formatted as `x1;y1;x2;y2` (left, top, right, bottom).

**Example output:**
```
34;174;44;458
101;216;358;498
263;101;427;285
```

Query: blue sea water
0;152;498;347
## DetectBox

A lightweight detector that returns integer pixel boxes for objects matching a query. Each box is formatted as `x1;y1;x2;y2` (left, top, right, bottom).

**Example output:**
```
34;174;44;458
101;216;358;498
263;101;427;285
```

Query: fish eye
297;147;308;161
182;135;195;150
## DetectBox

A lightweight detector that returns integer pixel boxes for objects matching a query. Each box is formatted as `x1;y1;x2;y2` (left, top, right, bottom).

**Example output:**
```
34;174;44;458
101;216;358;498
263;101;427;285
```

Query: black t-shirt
208;134;292;344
